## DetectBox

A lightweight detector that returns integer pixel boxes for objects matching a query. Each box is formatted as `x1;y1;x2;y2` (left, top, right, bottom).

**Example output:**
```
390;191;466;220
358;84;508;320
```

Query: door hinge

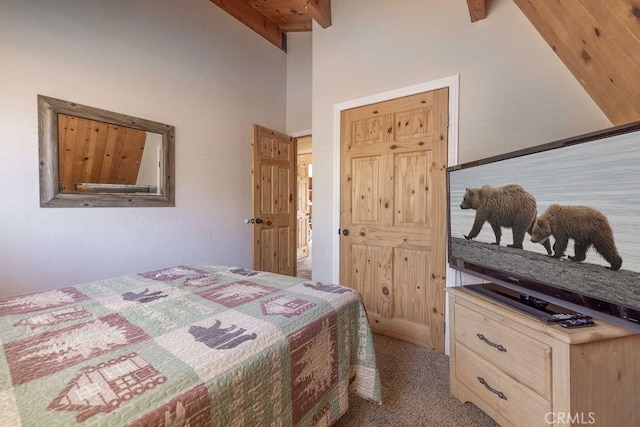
446;113;450;129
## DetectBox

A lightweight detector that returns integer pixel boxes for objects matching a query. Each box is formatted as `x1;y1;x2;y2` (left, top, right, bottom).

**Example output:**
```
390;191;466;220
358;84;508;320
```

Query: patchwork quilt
0;265;381;426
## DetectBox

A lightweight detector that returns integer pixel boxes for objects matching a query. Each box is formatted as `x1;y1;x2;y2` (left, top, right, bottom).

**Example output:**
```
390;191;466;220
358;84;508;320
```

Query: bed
0;264;381;426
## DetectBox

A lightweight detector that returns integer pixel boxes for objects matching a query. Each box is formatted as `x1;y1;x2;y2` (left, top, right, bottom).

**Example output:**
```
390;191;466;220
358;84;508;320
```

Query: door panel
350;244;393;317
393;248;429;322
395;152;430;225
296;154;311;258
296;179;310;257
340;89;449;351
352;156;381;223
252;125;296;276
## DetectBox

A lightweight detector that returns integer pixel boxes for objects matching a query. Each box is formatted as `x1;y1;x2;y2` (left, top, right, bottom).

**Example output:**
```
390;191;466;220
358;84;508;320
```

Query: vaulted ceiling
512;0;640;125
212;0;640;126
209;0;331;50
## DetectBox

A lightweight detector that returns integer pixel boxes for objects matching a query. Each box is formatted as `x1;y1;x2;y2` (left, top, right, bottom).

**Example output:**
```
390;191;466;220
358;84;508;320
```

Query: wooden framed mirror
38;95;175;207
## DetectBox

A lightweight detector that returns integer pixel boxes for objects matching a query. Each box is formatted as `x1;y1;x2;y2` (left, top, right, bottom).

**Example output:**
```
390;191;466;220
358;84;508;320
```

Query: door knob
255;218;263;224
342;228;350;236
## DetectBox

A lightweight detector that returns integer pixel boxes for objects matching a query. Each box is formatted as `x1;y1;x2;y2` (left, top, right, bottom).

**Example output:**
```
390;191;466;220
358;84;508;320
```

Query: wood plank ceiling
210;0;331;50
58;115;147;193
469;0;640;125
212;0;640;125
513;0;640;125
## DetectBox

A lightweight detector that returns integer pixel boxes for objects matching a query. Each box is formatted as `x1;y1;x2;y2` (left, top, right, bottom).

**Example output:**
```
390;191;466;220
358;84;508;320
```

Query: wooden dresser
447;287;640;427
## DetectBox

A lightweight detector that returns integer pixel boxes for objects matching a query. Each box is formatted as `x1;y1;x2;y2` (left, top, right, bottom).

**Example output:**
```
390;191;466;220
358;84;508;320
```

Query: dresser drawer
455;343;551;427
454;304;551;399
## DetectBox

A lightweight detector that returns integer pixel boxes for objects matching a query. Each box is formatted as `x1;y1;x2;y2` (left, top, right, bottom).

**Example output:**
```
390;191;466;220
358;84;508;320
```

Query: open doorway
296;135;312;279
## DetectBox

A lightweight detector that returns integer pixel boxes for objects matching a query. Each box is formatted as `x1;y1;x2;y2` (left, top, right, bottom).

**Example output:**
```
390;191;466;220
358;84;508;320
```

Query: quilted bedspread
0;265;381;426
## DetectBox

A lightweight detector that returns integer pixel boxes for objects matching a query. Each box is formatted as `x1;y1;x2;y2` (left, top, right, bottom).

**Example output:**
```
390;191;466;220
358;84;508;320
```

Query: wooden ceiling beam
467;0;488;22
292;0;331;28
210;0;285;50
514;0;640;124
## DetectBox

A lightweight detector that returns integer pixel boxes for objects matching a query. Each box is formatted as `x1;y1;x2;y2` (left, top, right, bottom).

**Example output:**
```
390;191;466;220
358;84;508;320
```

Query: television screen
447;121;640;332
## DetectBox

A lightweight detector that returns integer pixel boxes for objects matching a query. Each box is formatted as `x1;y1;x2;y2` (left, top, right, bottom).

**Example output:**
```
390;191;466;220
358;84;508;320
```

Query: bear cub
460;184;552;254
531;204;622;271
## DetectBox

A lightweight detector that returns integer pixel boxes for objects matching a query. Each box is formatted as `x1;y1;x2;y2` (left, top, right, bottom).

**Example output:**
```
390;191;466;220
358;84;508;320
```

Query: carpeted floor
296;241;312;280
334;333;498;427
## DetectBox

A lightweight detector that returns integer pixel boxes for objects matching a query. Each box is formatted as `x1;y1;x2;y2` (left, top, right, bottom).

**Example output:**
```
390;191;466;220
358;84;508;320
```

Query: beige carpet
296;241;312;280
335;333;498;427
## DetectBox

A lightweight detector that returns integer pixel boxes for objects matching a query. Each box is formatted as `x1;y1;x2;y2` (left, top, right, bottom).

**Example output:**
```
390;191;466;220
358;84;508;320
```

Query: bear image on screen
530;204;622;271
459;184;552;254
448;130;640;313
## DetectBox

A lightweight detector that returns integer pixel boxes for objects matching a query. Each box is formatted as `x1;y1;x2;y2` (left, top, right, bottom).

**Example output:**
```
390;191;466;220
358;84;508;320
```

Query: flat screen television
447;121;640;332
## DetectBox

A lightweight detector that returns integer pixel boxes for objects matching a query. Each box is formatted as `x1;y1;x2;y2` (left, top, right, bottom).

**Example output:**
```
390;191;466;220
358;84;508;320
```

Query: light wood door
252;124;297;276
340;89;449;351
296;153;311;258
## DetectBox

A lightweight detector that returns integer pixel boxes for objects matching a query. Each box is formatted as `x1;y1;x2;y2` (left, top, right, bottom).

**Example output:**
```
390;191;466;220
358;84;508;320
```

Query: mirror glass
38;95;175;207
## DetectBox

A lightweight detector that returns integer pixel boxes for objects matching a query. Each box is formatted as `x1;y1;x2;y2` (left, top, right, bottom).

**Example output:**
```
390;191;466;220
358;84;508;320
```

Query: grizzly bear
530;204;622;271
460;184;552;254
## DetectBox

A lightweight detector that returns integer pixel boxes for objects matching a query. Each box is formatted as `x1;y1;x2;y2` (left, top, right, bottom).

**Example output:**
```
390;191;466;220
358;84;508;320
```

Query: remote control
539;312;591;324
558;318;595;328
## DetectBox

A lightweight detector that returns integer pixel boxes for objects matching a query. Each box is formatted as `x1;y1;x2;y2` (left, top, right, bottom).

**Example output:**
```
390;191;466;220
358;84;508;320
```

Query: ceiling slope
467;0;488;22
213;1;640;125
210;0;331;51
514;0;640;125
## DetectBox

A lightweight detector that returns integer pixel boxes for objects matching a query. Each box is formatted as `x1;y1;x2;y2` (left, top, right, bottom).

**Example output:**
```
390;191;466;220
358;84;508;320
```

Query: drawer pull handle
476;333;507;352
477;377;507;401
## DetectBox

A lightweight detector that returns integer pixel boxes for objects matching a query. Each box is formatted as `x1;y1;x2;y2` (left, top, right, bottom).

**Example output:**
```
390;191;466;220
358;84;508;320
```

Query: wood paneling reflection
57;115;146;193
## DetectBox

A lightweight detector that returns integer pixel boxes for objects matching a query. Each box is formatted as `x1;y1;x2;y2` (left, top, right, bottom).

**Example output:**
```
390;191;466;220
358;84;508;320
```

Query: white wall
136;133;163;194
0;0;615;297
286;32;313;134
0;0;286;296
310;0;611;284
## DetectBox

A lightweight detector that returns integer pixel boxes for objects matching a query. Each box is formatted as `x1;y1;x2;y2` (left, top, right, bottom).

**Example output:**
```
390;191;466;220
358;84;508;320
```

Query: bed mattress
0;264;381;426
